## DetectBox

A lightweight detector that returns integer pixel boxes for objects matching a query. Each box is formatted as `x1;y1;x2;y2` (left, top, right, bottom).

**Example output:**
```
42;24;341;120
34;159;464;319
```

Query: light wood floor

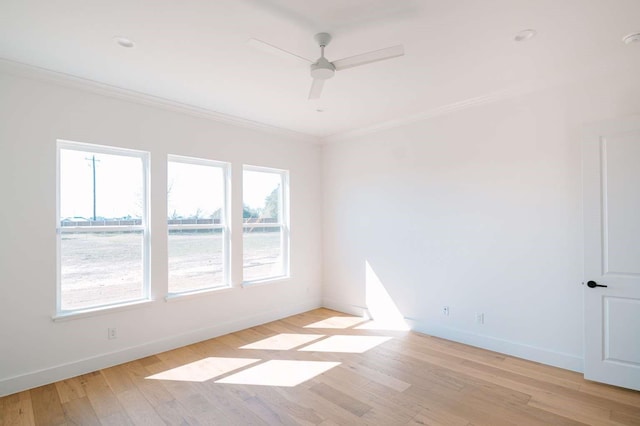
1;308;639;425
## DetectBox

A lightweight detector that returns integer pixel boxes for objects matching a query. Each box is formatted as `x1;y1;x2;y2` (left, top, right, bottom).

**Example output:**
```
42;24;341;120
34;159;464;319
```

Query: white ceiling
1;0;639;138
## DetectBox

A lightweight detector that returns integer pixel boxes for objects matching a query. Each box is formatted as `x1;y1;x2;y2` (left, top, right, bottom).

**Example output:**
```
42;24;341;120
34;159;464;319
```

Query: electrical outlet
475;313;484;324
443;306;450;316
108;328;117;340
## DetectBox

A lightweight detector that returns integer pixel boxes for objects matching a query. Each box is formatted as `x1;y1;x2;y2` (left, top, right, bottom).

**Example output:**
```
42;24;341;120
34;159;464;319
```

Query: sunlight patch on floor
240;333;325;350
364;261;409;331
303;316;367;329
215;360;340;387
146;357;260;382
298;335;392;353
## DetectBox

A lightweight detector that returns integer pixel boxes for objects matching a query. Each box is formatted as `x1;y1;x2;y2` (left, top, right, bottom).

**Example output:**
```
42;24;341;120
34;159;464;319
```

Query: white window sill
52;299;154;322
242;276;290;288
165;286;235;302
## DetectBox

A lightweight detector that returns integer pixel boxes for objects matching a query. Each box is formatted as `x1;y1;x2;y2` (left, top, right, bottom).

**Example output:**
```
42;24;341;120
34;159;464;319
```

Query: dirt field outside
60;231;281;310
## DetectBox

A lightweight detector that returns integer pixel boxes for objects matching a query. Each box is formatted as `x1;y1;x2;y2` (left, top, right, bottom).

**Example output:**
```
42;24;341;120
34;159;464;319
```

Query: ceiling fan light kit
249;32;404;100
310;57;336;80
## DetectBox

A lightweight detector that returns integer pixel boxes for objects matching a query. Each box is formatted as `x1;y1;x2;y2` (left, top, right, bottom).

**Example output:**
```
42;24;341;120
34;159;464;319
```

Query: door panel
604;297;640;365
602;133;640;275
583;117;640;391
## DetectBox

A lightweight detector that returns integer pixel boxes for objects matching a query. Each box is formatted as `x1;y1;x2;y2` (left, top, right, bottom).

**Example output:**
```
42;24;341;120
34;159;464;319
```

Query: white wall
2;56;639;398
0;67;323;396
322;67;640;372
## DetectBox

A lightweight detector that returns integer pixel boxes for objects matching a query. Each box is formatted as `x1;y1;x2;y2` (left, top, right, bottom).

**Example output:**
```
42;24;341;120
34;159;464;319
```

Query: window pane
58;145;147;312
60;150;143;221
168;229;224;292
243;167;288;283
60;230;143;310
243;170;281;223
243;227;283;282
168;158;228;293
168;161;224;221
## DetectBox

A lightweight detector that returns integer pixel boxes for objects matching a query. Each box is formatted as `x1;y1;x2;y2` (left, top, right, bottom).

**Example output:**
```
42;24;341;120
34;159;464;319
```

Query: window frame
166;154;231;296
56;140;151;317
242;165;290;285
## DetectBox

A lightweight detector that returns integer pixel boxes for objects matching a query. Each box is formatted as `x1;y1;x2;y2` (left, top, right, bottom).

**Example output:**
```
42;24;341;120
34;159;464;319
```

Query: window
167;156;230;294
57;141;149;313
243;166;289;283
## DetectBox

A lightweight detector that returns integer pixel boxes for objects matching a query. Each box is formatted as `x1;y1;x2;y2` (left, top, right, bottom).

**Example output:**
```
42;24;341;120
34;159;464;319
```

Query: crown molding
0;58;320;145
322;81;546;144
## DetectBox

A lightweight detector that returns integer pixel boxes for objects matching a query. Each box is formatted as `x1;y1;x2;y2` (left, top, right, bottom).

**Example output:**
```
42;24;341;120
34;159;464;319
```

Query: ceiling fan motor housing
314;32;332;47
310;57;335;80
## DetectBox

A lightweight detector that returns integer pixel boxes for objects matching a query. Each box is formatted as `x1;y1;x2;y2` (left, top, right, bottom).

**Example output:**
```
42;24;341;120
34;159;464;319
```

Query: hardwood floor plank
113;388;165;426
126;361;204;425
0;391;35;426
54;378;85;405
241;384;324;425
359;406;412;425
30;384;65;426
458;358;640;418
310;382;372;417
407;407;471;426
156;379;225;423
501;356;584;385
100;364;136;395
401;336;583;391
60;397;99;426
407;377;545;426
317;420;341;426
379;338;632;424
580;380;640;408
151;399;200;426
275;384;359;425
196;382;270;426
241;395;301;426
342;359;412;392
2;308;640;425
315;362;419;423
136;355;162;368
80;373;133;426
610;409;640;425
528;393;619;425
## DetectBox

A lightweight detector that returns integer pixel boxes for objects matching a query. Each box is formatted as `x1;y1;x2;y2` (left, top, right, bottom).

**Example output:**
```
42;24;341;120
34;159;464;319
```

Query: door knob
587;280;608;288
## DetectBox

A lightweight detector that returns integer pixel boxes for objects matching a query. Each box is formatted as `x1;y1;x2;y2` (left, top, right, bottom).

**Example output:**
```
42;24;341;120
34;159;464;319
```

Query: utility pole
86;155;100;220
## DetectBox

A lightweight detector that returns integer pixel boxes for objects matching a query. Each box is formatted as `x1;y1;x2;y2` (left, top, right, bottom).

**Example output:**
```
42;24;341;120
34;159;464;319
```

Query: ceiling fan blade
247;38;313;64
332;45;404;71
308;79;325;100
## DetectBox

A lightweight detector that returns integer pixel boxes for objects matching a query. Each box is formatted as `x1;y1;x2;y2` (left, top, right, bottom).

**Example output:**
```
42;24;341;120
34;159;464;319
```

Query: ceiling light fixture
113;36;135;48
514;29;537;42
622;32;640;45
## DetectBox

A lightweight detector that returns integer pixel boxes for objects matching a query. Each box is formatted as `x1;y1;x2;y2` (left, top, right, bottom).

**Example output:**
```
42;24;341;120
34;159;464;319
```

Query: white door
583;116;640;391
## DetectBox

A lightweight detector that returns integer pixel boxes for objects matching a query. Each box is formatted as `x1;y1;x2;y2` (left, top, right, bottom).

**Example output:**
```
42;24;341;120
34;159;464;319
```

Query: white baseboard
405;319;583;373
321;300;583;373
321;298;368;317
0;299;321;397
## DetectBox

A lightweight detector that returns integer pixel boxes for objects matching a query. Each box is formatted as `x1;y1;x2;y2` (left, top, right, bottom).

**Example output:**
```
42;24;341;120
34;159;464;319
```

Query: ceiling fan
248;33;404;100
